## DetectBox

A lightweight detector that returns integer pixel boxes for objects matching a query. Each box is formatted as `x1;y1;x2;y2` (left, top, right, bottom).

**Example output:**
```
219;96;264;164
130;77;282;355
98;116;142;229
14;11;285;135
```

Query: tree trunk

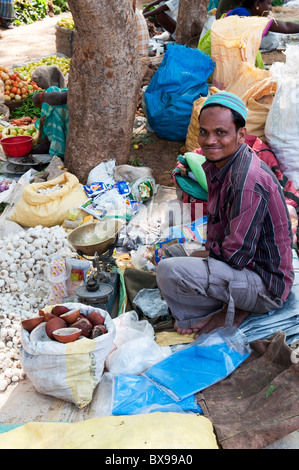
175;0;209;45
64;0;143;183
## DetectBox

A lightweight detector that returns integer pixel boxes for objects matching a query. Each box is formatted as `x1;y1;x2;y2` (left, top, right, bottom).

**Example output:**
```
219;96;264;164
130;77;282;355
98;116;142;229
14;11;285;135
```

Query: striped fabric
202;91;247;122
203;143;294;302
135;9;149;57
0;0;15;20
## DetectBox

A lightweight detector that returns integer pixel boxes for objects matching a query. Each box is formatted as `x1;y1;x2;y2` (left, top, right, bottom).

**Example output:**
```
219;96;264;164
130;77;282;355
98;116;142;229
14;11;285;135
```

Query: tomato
20;87;27;94
9;73;17;80
21;94;27;99
4;90;10;95
18;81;23;88
4;85;10;91
12;81;18;87
32;85;39;90
11;86;18;94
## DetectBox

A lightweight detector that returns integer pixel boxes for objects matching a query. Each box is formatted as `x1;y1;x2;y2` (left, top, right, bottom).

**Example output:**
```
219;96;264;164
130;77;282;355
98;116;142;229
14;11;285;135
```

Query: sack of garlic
0;225;78;392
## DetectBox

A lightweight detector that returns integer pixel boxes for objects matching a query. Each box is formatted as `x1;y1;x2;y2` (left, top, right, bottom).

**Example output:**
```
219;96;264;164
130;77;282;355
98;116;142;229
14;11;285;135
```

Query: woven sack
211;16;269;90
55;24;77;58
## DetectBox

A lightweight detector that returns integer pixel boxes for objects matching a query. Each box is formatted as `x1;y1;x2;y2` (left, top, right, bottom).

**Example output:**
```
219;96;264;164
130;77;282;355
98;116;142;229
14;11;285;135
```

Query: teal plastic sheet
0;424;23;434
145;327;251;401
240;256;299;345
112;374;202;415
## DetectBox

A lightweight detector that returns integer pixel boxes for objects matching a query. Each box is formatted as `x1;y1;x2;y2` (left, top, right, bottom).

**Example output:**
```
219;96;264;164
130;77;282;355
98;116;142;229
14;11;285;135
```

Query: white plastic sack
105;311;171;375
20;303;116;408
265;45;299;189
87;159;116;185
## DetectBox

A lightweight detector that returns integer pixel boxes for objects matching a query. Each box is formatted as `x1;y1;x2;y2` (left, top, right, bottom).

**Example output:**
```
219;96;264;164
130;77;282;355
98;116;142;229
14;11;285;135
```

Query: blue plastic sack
145;327;251;401
144;44;215;141
112;374;202;415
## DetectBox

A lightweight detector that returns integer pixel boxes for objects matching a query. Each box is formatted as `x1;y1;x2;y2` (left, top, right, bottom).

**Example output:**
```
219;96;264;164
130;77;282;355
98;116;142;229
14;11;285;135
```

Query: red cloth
245;135;299;209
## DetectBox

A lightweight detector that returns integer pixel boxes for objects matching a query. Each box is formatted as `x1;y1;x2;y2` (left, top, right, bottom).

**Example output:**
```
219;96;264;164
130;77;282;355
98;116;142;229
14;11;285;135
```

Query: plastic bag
86;159;116;186
114;164;153;183
264;45;299;189
105;311;171;375
240;255;299;345
163;215;207;245
224;63;276;142
107;373;203;416
20;302;116;408
145;43;214;141
10;172;87;227
185;66;275;150
210;16;269;90
80;188;132;221
46;256;70;304
133;288;169;319
129;176;155;202
65;258;90;296
145;326;251;400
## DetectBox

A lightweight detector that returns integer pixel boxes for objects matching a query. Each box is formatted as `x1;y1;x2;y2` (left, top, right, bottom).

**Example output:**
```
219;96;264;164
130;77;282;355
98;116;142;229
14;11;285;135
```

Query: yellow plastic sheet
0;413;219;449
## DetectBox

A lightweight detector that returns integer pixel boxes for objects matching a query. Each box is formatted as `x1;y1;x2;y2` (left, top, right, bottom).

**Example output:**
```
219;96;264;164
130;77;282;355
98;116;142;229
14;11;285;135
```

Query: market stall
0;6;299;450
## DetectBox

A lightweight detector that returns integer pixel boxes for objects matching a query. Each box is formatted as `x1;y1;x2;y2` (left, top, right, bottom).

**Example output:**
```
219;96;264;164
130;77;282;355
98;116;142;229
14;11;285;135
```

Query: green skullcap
201;92;247;122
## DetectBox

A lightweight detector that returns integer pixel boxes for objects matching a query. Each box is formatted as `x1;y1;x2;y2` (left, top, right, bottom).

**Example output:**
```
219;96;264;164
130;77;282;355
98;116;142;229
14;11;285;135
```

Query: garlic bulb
0;224;78;391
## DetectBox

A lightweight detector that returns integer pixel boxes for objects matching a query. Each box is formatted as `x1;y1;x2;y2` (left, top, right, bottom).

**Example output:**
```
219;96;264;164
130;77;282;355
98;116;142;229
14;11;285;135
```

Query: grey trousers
156;256;284;329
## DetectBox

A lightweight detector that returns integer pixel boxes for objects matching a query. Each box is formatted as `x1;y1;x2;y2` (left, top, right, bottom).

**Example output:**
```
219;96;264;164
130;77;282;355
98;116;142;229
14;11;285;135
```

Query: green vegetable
13;0;70;26
10;91;44;120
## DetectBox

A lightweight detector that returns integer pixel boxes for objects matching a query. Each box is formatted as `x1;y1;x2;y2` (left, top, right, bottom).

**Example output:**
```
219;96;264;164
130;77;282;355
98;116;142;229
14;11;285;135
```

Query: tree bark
64;0;143;183
175;0;209;45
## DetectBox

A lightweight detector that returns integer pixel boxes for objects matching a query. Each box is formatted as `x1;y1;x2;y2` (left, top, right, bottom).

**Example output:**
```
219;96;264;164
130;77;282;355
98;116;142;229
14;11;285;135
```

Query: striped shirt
202;143;294;301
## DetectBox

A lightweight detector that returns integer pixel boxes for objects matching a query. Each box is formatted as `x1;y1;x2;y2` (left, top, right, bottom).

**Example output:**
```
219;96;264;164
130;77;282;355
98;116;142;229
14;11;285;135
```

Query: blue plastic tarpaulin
112;374;202;415
145;327;251;401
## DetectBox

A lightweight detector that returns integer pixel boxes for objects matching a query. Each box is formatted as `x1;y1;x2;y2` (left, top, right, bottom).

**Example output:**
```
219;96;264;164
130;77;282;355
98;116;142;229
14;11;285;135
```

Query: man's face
198;106;246;169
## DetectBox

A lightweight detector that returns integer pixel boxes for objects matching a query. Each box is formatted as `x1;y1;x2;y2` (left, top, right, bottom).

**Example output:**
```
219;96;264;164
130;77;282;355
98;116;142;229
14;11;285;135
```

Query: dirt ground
1;5;299;187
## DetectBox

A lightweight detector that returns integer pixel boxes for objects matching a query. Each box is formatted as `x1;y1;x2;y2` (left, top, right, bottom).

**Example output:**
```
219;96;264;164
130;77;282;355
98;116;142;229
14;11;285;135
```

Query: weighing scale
2;154;52;175
67;221;123;316
75;244;119;315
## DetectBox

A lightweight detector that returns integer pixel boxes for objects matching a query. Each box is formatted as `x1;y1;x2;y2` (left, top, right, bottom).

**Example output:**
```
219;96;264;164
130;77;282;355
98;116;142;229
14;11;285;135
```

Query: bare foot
174;316;211;335
194;308;250;338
